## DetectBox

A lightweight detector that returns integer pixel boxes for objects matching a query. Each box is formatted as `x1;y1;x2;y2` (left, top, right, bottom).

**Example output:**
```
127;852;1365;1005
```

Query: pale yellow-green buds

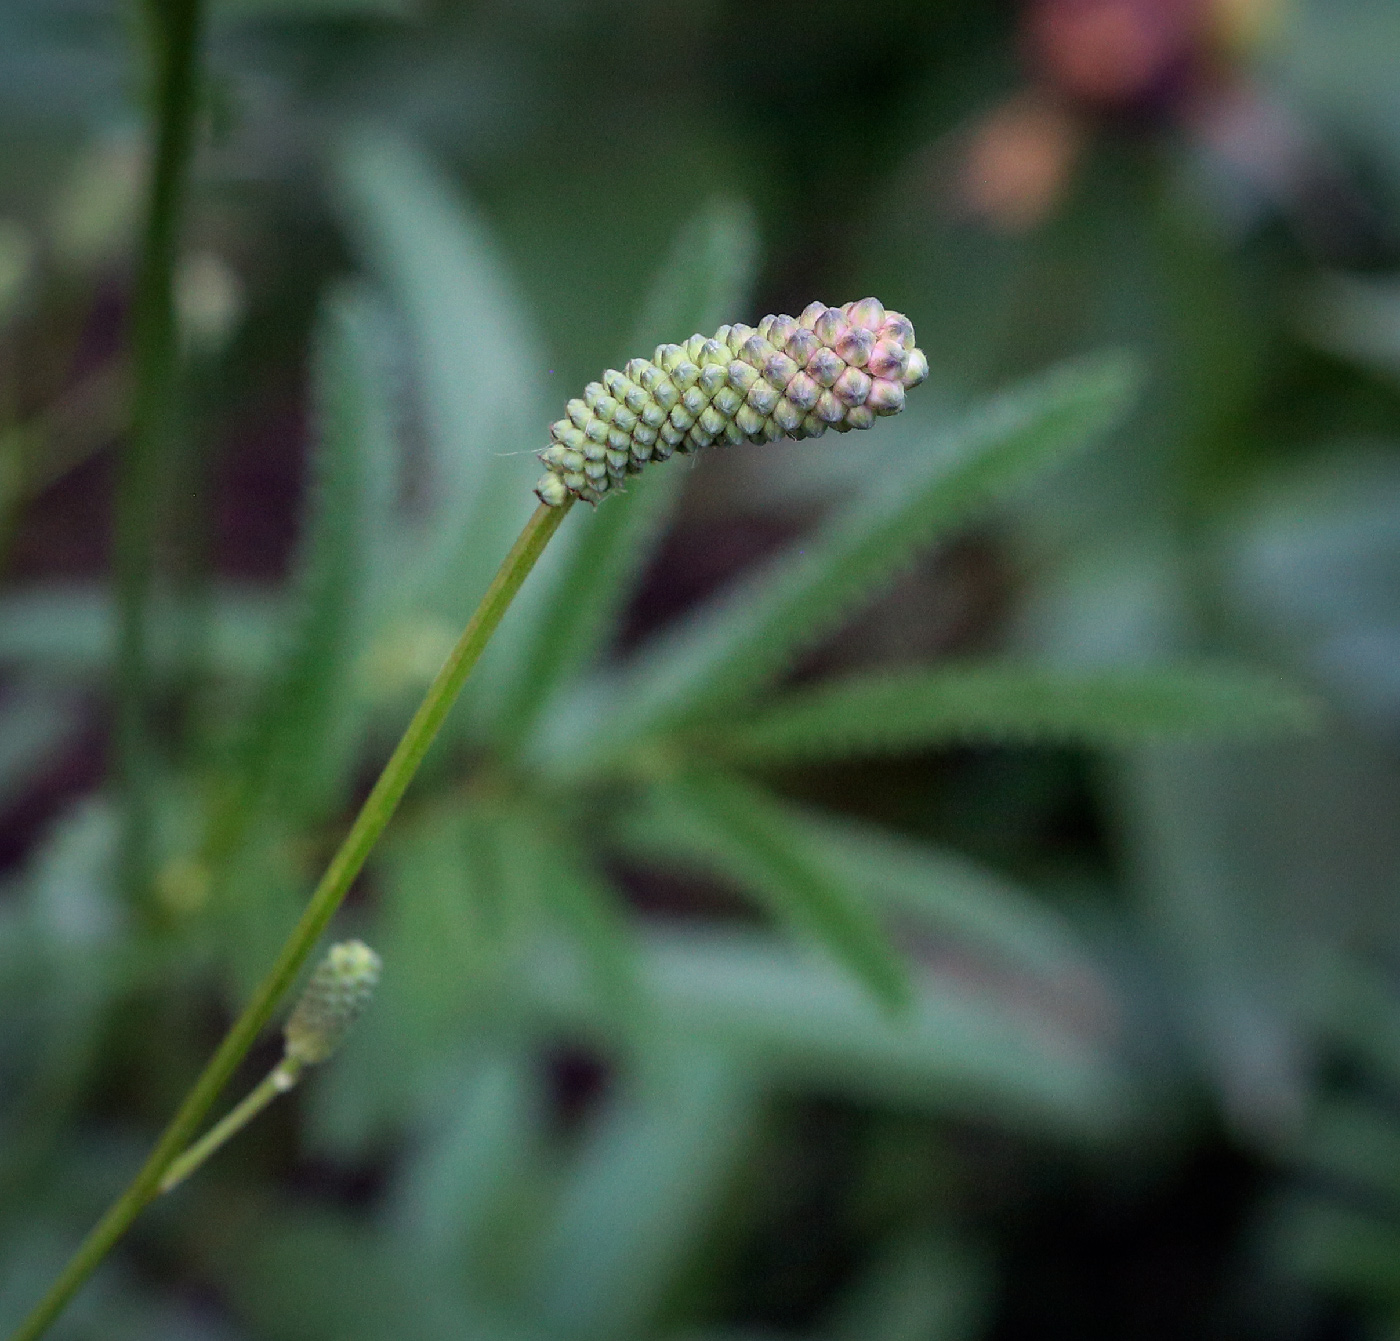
283;940;381;1067
535;298;929;507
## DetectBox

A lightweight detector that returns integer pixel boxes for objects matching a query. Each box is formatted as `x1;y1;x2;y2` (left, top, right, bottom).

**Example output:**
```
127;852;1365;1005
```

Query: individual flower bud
534;299;927;505
284;941;382;1067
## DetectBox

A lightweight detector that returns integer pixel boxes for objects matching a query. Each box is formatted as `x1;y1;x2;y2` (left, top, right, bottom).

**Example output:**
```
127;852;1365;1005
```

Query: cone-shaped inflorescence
283;940;382;1067
535;298;928;507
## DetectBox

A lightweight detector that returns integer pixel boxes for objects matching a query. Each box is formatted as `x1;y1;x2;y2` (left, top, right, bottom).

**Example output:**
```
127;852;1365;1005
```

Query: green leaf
621;771;911;1011
498;199;760;748
744;806;1101;989
710;662;1322;762
526;1046;761;1341
537;353;1141;768
499;807;642;1022
524;927;1132;1139
333;127;547;616
224;282;396;826
0;585;282;679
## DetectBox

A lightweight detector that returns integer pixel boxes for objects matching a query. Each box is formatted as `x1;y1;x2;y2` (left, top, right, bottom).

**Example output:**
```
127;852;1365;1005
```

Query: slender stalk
6;498;574;1341
116;0;205;906
158;1060;302;1194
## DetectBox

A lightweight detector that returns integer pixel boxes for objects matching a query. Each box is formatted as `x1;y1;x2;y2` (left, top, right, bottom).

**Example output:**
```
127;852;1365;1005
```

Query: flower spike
534;298;929;507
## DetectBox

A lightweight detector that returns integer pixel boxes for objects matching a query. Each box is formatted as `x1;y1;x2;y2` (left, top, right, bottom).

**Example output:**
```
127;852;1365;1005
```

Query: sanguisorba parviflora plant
9;300;926;1341
535;299;928;506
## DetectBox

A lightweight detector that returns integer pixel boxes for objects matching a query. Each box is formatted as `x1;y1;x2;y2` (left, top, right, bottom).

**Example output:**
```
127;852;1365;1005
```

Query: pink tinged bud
901;348;929;388
846;404;876;431
867;378;905;415
867;339;908;380
735;404;764;437
814;307;849;346
681;386;707;415
698;363;726;395
746;380;780;415
698;405;726;435
773;398;804;433
726;323;755;352
740;335;774;368
816;390;844;423
768;314;798;347
567;398;590;429
763;351;799;389
879;313;915;349
833;366;872;407
835;326;874;367
785;371;819;410
727;361;758;392
784;328;821;365
807;347;844;388
847;297;886;330
799;300;827;329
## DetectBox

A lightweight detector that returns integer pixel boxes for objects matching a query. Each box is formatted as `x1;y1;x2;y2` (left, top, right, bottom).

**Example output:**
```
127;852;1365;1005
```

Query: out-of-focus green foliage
2;0;1400;1339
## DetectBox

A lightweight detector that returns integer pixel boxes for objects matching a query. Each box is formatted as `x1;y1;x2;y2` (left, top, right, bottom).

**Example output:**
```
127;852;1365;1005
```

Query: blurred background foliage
1;0;1400;1338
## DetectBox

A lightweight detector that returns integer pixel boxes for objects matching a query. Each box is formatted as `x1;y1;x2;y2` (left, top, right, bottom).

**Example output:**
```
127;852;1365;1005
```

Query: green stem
158;1059;302;1194
116;0;206;906
6;498;574;1341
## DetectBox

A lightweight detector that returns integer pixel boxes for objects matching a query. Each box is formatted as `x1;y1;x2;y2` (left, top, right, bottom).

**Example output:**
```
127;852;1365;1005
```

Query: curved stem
6;498;574;1341
158;1059;302;1194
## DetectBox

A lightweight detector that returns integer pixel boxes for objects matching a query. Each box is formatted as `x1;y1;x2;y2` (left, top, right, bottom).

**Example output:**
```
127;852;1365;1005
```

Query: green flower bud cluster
535;298;929;507
283;940;381;1067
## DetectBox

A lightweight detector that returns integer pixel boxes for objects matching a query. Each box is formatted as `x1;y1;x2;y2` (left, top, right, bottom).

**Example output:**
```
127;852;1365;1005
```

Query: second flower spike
534;298;928;507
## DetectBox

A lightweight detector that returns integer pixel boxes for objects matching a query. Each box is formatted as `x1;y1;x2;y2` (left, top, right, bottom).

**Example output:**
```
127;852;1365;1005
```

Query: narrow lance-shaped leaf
538;354;1140;769
498;199;760;747
333;127;547;616
526;1046;762;1341
709;662;1322;763
212;283;395;845
621;769;912;1010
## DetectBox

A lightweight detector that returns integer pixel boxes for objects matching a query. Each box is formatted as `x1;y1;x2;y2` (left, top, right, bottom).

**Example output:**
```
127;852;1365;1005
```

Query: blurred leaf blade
709;662;1322;763
622;771;912;1011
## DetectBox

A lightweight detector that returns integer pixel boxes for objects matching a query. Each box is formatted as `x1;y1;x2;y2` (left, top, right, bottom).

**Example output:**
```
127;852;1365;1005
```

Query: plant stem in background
6;498;574;1341
115;0;205;906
